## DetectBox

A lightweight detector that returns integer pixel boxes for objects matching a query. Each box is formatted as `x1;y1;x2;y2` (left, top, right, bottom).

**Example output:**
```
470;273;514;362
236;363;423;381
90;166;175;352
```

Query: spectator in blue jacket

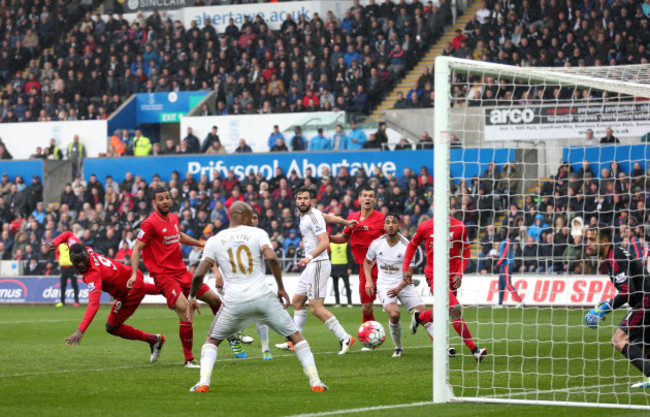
528;214;549;242
344;121;367;150
331;124;348;150
309;128;331;151
290;127;306;151
283;229;301;252
268;125;284;149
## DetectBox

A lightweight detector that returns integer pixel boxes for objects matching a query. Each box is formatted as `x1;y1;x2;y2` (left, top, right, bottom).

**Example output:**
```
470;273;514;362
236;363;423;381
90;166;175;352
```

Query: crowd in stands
0;0;448;124
391;0;650;109
0;164;434;274
470;159;650;276
4;154;650;277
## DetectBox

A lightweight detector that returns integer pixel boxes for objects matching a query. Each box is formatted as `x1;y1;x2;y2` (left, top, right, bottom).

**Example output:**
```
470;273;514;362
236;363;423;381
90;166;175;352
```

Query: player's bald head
229;201;254;226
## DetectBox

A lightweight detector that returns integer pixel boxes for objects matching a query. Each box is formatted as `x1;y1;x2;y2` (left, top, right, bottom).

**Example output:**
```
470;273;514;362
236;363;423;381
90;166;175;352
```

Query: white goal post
433;56;650;409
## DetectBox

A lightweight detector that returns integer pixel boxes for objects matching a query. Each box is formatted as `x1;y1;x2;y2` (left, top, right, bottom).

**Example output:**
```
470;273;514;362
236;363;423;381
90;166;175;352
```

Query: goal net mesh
439;58;650;408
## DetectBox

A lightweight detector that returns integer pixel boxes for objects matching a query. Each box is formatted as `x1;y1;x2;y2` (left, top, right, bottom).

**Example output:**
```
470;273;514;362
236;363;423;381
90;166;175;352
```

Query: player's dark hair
357;185;375;198
385;212;401;223
592;223;613;242
152;185;169;198
295;187;313;199
69;243;88;261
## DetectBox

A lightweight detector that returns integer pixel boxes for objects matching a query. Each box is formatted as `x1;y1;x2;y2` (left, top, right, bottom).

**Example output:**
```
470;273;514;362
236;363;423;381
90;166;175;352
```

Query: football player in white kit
364;213;436;357
276;188;355;354
186;201;327;393
212;211;273;360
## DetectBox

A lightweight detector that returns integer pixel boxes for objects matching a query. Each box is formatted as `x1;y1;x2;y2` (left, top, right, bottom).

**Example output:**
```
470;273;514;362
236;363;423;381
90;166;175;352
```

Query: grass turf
0;304;649;416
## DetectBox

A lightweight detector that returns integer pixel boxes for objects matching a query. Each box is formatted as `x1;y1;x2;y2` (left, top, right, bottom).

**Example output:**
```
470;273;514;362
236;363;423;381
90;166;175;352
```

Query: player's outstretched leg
190;341;220;393
228;337;248;358
613;328;650;388
309;297;354;355
179;320;199;367
449;295;487;362
257;322;272;360
386;304;402;357
288;332;327;392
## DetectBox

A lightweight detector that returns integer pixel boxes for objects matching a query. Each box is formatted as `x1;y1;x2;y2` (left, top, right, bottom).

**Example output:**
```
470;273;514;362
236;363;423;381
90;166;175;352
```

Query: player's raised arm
44;231;78;251
186;257;215;322
322;213;358;229
402;222;426;285
263;245;289;308
128;239;146;288
66;290;102;346
181;232;204;248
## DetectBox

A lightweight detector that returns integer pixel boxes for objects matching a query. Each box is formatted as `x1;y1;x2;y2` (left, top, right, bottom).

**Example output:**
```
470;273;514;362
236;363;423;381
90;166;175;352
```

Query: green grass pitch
1;304;649;416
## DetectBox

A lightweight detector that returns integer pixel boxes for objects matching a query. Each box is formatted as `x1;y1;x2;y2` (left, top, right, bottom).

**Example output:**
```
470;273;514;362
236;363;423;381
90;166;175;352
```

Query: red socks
452;318;476;352
362;311;375;323
419;309;433;323
112;324;158;344
179;321;194;361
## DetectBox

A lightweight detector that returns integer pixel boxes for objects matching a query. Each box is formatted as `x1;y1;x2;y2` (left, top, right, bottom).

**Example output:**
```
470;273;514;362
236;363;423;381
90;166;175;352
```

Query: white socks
256;323;269;351
199;343;218;386
294;340;321;386
389;320;402;349
324;316;349;340
423;322;435;338
294;309;307;333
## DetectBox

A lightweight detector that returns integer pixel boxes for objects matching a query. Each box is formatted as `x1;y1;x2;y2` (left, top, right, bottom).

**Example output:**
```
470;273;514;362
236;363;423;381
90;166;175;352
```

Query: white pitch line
0;344;436;378
283;401;434;417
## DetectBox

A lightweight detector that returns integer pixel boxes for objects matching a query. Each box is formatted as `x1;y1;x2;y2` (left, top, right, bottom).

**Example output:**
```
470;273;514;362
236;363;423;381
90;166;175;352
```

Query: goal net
432;57;650;409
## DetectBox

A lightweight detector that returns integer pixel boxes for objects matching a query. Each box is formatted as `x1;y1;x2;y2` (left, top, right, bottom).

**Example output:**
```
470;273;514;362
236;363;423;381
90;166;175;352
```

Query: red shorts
359;263;378;304
425;275;459;308
154;269;211;309
107;270;146;327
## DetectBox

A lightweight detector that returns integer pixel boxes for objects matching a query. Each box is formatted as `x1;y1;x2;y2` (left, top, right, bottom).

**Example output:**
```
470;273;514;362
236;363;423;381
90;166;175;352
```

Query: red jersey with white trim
137;211;187;277
343;210;385;263
52;231;134;299
402;217;470;279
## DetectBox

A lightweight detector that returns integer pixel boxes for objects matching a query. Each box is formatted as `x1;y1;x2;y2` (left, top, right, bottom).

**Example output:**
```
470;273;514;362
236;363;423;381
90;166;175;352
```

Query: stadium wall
563;144;650;175
0;120;108;160
80;148;515;184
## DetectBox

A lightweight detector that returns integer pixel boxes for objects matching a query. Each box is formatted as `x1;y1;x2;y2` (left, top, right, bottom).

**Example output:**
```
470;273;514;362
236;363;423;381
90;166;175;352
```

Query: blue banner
83;149;515;184
0;160;42;180
0;277;112;304
563;145;650;177
135;91;208;124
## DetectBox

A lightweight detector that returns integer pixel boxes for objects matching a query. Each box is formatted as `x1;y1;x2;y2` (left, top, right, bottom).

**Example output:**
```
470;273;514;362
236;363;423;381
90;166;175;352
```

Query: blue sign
83;149;515;184
563;145;650;177
135;91;209;124
0;160;42;181
0;276;112;304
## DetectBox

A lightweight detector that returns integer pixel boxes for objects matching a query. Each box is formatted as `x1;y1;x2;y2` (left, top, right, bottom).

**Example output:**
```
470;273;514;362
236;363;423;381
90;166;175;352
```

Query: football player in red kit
397;217;487;362
44;232;166;361
330;186;385;328
128;186;227;367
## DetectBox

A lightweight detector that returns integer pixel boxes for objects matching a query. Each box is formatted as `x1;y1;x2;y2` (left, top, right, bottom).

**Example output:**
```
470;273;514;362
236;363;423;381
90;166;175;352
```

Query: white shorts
377;285;424;312
208;292;298;340
295;260;331;300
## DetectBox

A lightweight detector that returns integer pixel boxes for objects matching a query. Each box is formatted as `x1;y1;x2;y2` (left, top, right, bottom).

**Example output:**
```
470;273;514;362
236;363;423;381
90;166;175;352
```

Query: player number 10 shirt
202;225;274;304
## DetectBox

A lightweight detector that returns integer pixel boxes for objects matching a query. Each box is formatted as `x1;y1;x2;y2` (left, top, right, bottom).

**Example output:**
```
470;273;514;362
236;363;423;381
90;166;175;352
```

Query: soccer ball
357;321;386;349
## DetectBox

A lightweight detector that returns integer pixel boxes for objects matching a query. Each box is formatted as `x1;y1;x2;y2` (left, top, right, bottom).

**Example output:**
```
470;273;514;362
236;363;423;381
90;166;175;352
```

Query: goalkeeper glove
585;300;613;329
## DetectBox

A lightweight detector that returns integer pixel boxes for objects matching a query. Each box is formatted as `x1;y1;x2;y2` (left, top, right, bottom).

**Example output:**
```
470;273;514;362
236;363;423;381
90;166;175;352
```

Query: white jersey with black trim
366;234;414;288
298;207;329;262
202;225;273;304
